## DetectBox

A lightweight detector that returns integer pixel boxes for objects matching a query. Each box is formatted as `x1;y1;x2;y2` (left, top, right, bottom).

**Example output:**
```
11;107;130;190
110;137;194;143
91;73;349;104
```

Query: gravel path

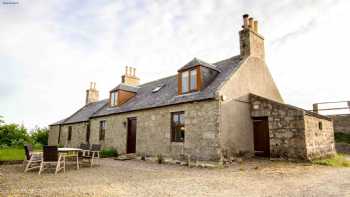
0;158;349;197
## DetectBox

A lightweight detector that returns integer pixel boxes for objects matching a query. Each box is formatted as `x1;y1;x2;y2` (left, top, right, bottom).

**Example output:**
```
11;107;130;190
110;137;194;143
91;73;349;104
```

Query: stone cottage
49;14;335;161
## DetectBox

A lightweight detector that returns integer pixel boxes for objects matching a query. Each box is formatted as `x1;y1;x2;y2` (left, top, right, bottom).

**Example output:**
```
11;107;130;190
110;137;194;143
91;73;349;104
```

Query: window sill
176;91;200;97
170;141;184;145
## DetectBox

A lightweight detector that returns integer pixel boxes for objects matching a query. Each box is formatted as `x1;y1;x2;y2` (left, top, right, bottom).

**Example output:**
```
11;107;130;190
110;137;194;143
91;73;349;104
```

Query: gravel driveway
0;158;349;197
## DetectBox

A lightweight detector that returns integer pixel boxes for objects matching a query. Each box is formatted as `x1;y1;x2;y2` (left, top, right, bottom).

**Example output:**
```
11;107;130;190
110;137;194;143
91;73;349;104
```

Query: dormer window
178;58;220;96
110;91;118;107
180;68;198;94
109;83;138;107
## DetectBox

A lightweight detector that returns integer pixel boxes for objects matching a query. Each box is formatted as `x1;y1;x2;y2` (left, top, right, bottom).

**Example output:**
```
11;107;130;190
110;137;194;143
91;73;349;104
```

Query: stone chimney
121;66;140;86
85;82;99;105
313;103;319;113
239;14;265;60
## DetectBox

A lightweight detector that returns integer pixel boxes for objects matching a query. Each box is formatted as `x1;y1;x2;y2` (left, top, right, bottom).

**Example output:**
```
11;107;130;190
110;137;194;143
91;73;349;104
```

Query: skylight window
152;84;164;93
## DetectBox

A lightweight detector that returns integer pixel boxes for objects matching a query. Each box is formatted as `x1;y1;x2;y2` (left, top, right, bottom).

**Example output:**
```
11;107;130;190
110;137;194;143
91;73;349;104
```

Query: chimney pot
129;67;133;76
243;14;249;29
254;20;258;32
248;17;254;30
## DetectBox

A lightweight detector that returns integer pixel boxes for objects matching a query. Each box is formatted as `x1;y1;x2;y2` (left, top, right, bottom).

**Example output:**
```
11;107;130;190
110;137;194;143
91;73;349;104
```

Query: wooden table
58;148;82;170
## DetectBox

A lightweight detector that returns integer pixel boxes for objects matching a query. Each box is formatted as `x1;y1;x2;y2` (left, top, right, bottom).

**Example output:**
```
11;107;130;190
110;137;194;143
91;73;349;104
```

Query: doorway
127;117;137;153
253;117;270;157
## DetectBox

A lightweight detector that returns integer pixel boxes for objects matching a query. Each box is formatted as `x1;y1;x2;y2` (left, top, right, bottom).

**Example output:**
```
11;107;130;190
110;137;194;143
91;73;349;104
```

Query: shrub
101;148;118;158
335;132;350;144
31;127;48;145
0;123;31;146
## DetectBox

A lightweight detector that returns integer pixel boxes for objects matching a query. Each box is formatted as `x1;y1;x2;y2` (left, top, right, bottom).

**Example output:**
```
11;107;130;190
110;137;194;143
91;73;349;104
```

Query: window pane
114;92;118;106
111;92;118;106
179;113;184;124
181;71;189;93
111;92;115;106
171;112;185;142
190;69;197;90
173;114;178;123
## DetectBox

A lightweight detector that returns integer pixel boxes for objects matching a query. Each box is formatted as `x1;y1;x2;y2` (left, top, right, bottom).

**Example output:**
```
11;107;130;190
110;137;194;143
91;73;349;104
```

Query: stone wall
329;114;350;134
304;115;336;159
89;100;220;161
250;94;307;159
48;125;60;145
58;122;87;147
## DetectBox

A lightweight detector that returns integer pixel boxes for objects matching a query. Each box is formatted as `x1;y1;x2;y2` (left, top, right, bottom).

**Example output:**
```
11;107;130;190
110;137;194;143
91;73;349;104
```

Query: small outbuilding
250;94;336;160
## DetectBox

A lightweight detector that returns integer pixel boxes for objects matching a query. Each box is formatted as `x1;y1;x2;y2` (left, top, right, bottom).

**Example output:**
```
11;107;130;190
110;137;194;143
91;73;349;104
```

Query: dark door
253;117;270;157
127;117;137;153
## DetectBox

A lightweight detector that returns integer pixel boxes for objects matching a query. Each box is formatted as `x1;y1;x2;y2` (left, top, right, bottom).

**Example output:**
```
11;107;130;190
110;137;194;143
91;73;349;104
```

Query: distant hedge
0;116;48;147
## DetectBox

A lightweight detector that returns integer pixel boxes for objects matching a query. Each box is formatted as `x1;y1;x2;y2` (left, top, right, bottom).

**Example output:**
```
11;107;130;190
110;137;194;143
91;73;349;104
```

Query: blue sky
0;0;349;129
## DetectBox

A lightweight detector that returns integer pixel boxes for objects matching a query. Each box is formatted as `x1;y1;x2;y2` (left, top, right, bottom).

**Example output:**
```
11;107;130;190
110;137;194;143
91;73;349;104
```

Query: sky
0;0;349;129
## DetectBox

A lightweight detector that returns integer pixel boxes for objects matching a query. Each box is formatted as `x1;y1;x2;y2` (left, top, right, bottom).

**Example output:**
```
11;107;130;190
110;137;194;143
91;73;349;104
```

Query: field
0;145;42;161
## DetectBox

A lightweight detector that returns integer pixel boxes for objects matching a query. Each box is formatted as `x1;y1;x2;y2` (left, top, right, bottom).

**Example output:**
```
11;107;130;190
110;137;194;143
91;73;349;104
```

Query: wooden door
253;117;270;157
127;117;137;153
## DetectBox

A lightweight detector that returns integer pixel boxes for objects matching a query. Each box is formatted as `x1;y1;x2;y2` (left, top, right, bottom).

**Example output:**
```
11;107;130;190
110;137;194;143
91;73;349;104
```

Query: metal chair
82;144;101;167
24;144;42;172
39;146;65;175
79;143;90;157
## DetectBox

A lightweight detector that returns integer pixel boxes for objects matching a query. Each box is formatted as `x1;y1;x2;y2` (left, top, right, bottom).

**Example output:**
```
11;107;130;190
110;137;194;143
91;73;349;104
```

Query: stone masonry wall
59;123;87;147
89;100;220;161
304;115;336;160
250;94;307;159
48;125;59;145
329;114;350;134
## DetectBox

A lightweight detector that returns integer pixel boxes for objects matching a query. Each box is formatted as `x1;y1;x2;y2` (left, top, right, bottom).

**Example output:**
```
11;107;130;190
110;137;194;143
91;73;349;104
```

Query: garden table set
23;144;101;175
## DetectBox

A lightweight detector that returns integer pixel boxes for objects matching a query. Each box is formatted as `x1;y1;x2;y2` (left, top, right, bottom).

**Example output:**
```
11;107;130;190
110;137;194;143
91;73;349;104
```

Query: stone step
114;153;137;161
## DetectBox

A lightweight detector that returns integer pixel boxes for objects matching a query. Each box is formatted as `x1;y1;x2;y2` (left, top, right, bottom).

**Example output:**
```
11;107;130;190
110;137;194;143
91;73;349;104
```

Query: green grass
335;132;350;144
0;145;42;161
313;154;350;167
0;148;25;161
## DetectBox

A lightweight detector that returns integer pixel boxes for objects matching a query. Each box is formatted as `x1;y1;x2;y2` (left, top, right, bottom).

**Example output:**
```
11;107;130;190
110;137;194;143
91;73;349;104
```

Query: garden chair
38;146;65;175
79;143;90;157
24;144;42;172
81;144;101;167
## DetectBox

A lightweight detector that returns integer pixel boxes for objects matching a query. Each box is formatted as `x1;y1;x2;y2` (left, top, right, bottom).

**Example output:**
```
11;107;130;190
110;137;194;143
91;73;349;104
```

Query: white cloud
0;0;349;128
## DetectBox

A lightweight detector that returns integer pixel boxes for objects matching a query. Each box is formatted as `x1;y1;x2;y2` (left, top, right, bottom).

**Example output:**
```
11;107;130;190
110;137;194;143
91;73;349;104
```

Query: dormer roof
178;57;221;72
110;83;139;93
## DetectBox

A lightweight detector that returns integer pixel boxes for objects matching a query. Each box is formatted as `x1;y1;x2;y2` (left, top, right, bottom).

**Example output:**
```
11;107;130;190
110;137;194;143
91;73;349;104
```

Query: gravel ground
0;158;349;197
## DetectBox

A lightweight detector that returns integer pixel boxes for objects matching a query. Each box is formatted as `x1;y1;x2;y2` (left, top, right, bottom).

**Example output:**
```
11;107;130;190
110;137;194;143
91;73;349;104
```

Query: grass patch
0;145;42;161
313;154;350;167
335;132;350;144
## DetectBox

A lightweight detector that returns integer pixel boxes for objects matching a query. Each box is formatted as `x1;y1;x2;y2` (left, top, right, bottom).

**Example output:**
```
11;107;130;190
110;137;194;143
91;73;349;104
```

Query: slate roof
51;55;243;125
178;58;221;72
110;83;139;92
51;99;108;125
